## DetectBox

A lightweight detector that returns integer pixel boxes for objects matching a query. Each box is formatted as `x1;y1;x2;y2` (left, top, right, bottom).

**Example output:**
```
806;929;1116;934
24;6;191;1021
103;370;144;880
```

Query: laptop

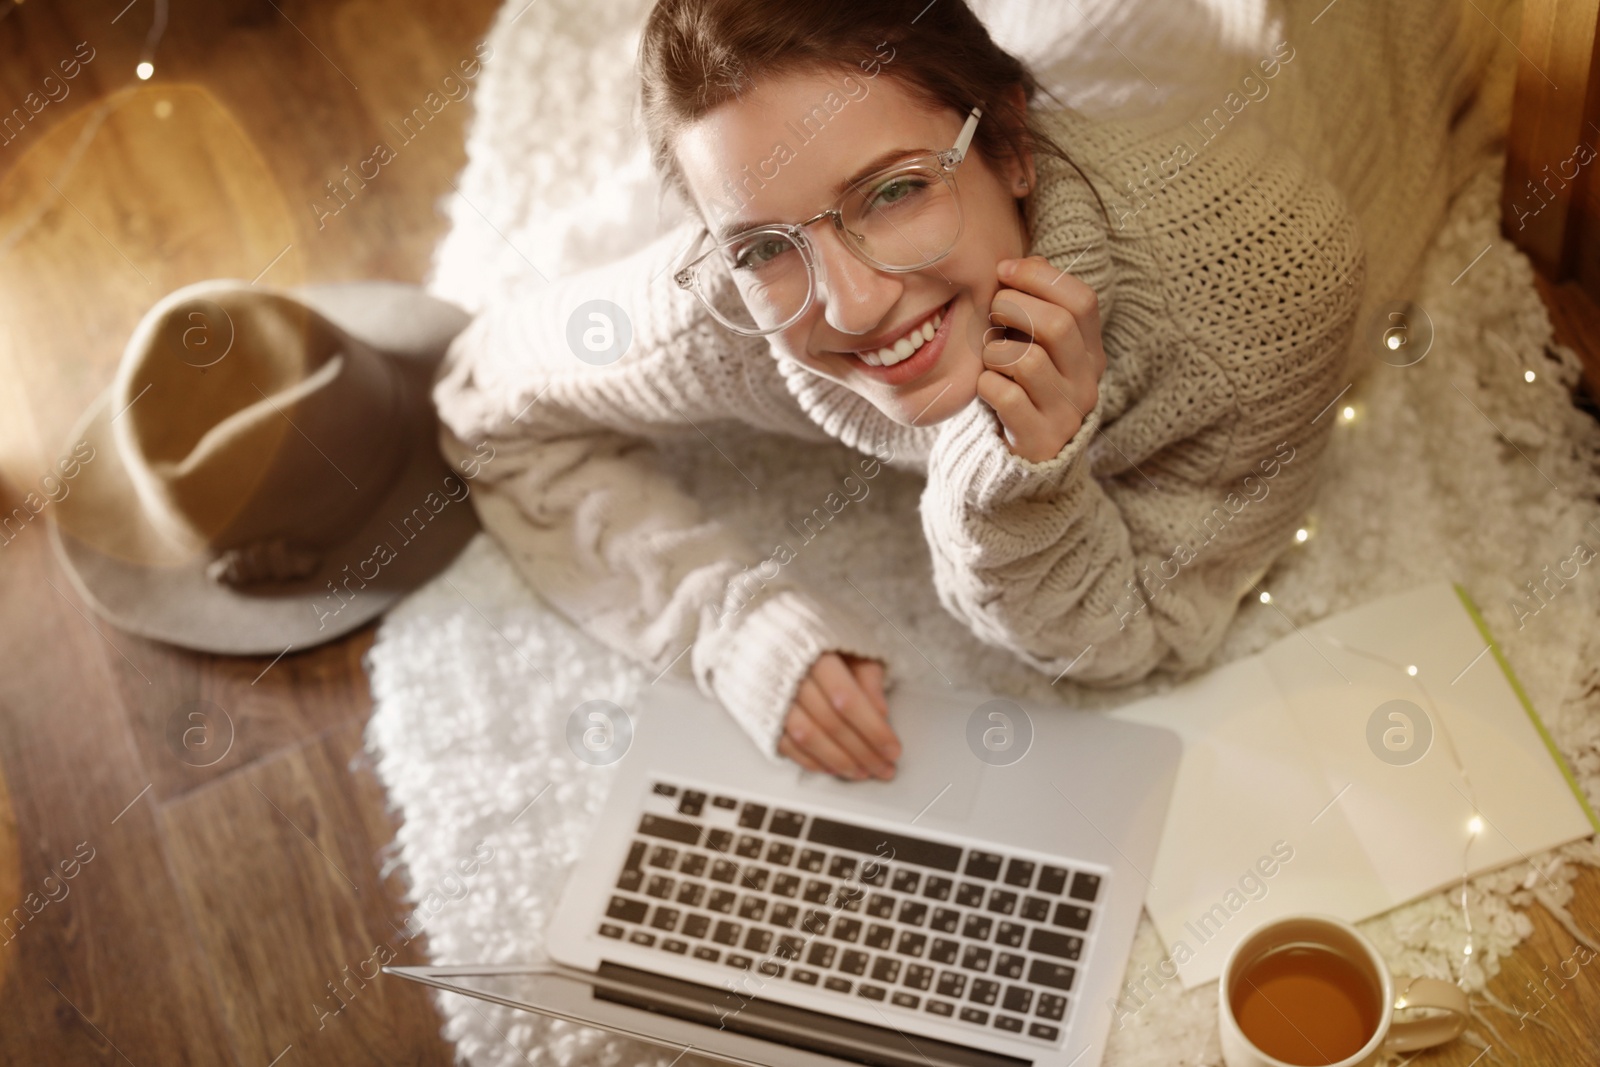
387;675;1181;1067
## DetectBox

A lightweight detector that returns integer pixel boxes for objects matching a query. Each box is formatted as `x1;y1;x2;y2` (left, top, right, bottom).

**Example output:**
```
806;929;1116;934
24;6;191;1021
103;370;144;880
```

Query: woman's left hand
974;255;1108;463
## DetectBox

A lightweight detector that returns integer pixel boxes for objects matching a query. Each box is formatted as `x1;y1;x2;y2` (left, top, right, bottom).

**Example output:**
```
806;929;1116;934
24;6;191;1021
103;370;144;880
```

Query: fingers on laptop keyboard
802;659;900;774
784;702;874;780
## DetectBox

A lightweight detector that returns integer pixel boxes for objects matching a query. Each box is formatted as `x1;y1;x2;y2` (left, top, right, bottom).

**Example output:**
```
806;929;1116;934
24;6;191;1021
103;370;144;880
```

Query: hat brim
49;281;480;656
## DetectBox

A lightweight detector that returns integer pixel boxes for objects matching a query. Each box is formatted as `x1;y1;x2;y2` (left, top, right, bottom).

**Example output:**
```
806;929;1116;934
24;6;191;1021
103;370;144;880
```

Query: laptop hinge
594;961;1035;1067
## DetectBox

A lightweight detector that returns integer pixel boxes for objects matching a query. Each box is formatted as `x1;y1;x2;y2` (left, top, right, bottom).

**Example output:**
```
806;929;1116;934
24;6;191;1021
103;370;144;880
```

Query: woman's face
674;68;1034;428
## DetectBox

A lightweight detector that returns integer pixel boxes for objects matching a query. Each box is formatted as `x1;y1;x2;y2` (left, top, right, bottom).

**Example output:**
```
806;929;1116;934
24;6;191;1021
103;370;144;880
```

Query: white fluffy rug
367;0;1600;1063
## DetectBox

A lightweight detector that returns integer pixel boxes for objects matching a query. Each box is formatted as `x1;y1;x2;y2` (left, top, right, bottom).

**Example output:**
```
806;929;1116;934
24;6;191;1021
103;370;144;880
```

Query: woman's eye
870;177;926;208
732;237;791;271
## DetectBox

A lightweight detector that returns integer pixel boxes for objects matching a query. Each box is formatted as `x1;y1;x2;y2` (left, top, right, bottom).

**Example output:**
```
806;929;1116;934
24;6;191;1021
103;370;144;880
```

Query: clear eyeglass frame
673;106;984;337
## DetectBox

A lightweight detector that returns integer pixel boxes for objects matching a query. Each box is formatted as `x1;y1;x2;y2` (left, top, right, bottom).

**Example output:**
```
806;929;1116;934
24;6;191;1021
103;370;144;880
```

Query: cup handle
1383;976;1470;1052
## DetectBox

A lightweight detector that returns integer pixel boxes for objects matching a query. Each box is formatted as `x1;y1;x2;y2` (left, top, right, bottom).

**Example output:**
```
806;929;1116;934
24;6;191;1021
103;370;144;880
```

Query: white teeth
860;304;946;368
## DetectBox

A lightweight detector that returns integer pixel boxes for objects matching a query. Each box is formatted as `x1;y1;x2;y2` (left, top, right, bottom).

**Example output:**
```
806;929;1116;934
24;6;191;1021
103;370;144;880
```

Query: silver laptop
388;676;1181;1067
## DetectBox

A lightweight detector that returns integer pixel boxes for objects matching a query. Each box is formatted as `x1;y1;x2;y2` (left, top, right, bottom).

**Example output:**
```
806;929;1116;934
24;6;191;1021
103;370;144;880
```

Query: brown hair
637;0;1109;236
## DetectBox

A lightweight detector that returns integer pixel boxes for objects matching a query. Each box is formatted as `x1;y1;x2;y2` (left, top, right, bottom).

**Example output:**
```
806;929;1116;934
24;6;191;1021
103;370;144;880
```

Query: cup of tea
1219;913;1469;1067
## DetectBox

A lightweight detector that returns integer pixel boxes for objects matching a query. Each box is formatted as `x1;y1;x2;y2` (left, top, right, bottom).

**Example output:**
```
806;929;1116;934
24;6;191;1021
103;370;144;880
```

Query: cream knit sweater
432;102;1367;761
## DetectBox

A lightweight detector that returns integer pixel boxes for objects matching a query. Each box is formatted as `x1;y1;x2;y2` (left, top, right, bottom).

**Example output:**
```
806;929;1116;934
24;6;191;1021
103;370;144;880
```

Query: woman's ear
998;83;1036;195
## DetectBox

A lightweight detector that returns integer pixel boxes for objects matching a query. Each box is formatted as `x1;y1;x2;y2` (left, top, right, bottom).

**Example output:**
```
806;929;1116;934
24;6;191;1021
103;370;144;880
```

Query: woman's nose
811;228;901;336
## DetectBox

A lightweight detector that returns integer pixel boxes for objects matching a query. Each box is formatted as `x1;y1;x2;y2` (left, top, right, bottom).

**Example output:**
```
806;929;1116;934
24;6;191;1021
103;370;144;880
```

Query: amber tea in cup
1228;941;1383;1066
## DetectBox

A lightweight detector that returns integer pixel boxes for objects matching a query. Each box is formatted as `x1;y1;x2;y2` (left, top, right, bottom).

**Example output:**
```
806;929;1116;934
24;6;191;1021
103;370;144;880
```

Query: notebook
1108;579;1599;988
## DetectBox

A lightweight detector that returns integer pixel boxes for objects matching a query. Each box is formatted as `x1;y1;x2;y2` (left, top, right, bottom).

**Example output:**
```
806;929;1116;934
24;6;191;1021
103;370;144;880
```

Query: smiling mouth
848;299;952;367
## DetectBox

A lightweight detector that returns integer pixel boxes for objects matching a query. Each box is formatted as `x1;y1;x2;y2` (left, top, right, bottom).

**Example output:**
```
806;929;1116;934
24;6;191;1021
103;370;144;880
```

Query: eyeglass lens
696;163;961;334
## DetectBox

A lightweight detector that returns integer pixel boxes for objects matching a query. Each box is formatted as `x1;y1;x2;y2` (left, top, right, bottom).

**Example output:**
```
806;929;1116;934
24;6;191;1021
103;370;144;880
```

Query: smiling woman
431;0;1366;781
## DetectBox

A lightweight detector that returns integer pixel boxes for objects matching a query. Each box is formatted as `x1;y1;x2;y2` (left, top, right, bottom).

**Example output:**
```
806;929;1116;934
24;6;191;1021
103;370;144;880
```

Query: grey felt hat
49;278;480;655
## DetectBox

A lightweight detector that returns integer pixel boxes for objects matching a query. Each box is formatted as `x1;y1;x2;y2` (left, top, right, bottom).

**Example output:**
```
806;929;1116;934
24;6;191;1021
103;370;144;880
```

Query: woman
432;0;1365;782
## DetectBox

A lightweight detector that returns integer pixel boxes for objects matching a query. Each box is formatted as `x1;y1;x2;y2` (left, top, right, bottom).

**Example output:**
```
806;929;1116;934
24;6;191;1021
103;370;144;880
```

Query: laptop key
662;938;688;954
630;931;656;947
969;979;999;1006
615;869;643;893
859;863;888;888
994;1015;1024;1033
866;894;895;919
1002;986;1033;1013
864;924;894;950
711;795;737;809
744;928;773;953
994;953;1026;980
1027;960;1076;991
926;999;954;1017
708;889;736;913
757;960;785;978
1028;928;1084;960
676;883;705;908
936;972;967;997
922;876;953;901
652;783;678;797
777;934;805;960
792;968;819;985
840;950;870;976
897;901;928;926
1035;993;1067;1020
735;835;763;859
682;914;711;939
929;938;959;964
1052;903;1092;931
1020;895;1051;922
678;791;706;817
650;907;680;932
895;931;927;957
959;1007;989;1025
833;917;862;942
930;908;960;933
705;828;734;853
891;991;920;1009
737;896;766;921
824;977;852;994
647;846;679;869
797;849;826;872
765;842;795;866
871;957;902;983
725;953;752;969
904;964;934;990
805;818;962;872
858;984;886;1001
773;873;802;898
1069;872;1103;902
646;875;674;899
801;910;831;936
678;853;708;878
802;879;832;904
738;803;768;830
606;897;647;923
807;943;837;968
710;860;740;884
1003;859;1035;887
960;946;993;972
828;855;858;880
891;869;921;894
955;883;985;908
769;903;798;928
742;867;770;892
694;946;720;962
995;922;1025;948
962;915;993;940
1036;866;1069;894
639;814;700;846
712;920;742;945
986;889;1018;915
964;851;1003;880
1028;1022;1061;1041
769;810;806;837
599;923;624;939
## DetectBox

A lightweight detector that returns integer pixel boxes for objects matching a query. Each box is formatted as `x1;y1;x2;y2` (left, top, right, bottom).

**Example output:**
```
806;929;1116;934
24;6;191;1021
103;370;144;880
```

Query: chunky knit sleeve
432;219;893;762
919;117;1365;687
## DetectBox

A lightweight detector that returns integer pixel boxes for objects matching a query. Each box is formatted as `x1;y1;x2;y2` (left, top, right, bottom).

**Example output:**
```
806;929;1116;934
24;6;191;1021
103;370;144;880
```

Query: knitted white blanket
367;1;1600;1062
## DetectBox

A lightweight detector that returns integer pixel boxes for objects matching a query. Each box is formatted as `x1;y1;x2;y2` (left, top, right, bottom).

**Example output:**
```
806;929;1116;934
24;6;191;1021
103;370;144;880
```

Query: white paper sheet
1109;580;1597;987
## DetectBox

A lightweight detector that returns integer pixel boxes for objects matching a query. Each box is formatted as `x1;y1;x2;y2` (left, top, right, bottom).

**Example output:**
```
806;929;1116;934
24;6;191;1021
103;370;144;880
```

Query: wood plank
0;480;237;1065
159;718;455;1066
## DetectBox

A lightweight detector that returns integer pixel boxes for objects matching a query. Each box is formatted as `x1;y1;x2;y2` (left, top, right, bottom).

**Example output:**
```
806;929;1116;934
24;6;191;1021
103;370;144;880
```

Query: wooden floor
0;1;1596;1064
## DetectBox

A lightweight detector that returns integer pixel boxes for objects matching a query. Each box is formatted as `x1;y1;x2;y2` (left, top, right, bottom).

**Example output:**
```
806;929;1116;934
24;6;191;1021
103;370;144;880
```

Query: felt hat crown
50;278;480;654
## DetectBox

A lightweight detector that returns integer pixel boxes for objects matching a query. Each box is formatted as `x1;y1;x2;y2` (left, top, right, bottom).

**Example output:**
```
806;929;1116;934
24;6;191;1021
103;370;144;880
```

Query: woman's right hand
776;651;900;780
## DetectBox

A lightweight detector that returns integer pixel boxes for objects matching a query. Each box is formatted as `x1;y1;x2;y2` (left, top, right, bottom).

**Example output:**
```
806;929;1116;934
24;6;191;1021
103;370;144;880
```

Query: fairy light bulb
1259;591;1272;604
1406;664;1418;676
136;61;154;79
1341;405;1356;421
1468;815;1483;835
1524;370;1536;383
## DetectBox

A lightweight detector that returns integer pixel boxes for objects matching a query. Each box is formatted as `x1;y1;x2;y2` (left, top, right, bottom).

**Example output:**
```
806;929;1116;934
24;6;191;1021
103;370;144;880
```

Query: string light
135;0;168;81
1259;591;1272;604
1341;405;1356;421
1524;370;1536;383
1295;528;1309;542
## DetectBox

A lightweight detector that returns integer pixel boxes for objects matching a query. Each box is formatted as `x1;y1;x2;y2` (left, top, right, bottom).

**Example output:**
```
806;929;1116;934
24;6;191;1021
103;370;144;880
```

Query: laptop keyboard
596;778;1107;1047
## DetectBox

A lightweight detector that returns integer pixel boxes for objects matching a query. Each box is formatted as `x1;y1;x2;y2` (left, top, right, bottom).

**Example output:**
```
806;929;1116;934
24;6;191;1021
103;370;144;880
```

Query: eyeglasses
673;107;983;337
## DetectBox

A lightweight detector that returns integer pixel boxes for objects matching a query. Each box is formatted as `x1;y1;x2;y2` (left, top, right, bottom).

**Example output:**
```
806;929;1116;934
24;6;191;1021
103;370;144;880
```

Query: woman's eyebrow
713;145;923;240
